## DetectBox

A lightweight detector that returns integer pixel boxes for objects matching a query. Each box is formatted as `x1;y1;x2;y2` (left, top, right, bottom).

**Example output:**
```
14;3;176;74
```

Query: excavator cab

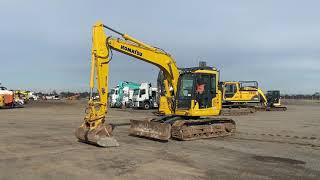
224;82;238;98
176;73;214;109
254;90;287;111
266;90;286;108
174;68;221;116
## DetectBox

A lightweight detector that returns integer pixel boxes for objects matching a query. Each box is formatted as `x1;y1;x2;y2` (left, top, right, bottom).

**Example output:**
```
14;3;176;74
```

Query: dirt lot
0;100;319;180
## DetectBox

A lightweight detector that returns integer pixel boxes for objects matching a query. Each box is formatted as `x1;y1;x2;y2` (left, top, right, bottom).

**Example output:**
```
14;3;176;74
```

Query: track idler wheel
75;123;119;147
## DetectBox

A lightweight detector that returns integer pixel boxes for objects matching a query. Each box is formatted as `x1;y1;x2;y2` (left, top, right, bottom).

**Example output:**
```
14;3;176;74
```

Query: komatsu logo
120;45;142;56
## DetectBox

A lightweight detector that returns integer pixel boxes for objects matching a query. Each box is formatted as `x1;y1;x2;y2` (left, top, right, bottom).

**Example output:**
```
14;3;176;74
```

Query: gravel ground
0;100;319;180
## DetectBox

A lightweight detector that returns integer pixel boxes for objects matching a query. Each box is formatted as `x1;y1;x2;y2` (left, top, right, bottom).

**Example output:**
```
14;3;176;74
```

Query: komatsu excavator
75;22;236;147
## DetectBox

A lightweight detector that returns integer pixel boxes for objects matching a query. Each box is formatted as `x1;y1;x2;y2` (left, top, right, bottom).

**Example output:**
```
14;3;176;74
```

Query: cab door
224;83;237;99
194;74;214;109
176;73;194;109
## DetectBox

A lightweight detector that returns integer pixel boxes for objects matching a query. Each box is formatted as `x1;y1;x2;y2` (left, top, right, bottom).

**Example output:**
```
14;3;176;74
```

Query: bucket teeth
129;119;171;141
75;123;119;147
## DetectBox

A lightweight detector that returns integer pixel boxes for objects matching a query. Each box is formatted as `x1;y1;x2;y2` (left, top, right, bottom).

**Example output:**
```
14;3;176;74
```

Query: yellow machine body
75;22;235;147
221;81;267;106
221;82;286;111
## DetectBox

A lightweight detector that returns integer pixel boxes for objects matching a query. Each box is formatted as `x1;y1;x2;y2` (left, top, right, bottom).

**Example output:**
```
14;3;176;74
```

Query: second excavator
220;81;287;111
75;22;236;147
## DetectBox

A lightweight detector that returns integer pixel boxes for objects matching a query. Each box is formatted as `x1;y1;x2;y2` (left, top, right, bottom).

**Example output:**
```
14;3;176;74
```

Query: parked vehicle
133;83;158;110
109;81;140;108
0;85;24;108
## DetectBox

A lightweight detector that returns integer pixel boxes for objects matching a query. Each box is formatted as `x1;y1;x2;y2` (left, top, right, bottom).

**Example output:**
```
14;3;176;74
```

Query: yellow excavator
220;81;287;111
75;22;236;147
221;81;262;105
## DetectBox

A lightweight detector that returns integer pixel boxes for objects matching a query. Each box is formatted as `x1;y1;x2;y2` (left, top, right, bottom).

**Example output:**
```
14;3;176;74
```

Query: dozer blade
75;123;119;147
130;119;171;141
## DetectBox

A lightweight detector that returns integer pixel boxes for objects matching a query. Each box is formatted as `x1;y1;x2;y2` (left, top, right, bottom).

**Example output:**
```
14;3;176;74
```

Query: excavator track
220;107;256;116
171;118;236;140
267;106;287;111
153;108;255;117
255;106;287;111
130;116;236;141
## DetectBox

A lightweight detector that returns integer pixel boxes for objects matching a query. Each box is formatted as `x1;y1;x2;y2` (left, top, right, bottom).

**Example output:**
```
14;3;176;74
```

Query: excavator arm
257;88;268;106
75;21;180;147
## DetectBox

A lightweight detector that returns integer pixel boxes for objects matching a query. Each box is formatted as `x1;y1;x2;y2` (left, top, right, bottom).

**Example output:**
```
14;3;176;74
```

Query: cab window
139;89;146;97
179;77;194;98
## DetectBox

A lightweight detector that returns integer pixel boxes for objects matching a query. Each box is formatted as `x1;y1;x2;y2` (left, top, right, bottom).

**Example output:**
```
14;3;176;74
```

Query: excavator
259;90;287;111
220;81;287;111
75;22;236;147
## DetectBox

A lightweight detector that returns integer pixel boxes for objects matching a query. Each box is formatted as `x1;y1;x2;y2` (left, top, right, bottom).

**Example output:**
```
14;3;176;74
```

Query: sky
0;0;319;94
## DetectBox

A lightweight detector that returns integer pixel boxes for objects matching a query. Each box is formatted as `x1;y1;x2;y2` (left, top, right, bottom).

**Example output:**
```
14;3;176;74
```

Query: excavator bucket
75;124;119;147
129;119;171;140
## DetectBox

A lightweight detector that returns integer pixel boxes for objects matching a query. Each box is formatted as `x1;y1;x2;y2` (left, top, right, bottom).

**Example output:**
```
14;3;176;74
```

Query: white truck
109;87;119;108
121;86;136;108
109;81;140;108
28;91;38;101
132;83;158;110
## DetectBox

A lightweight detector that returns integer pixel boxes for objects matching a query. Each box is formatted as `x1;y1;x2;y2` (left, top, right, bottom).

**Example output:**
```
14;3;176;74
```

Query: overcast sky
0;0;319;94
